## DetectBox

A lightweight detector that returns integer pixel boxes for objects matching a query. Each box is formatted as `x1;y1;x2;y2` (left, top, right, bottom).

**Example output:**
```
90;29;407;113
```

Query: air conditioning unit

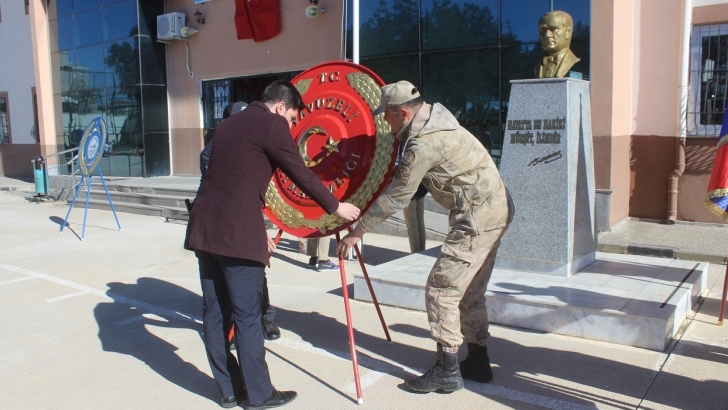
157;12;185;41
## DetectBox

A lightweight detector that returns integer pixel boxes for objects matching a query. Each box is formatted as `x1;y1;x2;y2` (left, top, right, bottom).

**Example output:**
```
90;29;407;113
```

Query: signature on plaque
528;150;562;167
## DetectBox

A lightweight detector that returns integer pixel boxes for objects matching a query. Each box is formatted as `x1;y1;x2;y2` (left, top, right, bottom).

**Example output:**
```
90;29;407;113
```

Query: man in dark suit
184;81;360;409
193;100;282;347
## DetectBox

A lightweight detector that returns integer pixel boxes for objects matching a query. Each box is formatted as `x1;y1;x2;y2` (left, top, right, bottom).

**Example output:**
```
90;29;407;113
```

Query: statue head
538;10;573;56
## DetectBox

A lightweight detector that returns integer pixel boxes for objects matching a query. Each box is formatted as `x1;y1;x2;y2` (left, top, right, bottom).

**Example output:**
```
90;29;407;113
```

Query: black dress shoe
263;320;280;341
220;396;239;408
248;390;297;409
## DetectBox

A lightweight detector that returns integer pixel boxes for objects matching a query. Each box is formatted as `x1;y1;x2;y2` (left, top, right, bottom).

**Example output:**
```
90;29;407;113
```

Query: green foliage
360;0;420;56
104;41;140;97
356;0;590;151
421;0;498;50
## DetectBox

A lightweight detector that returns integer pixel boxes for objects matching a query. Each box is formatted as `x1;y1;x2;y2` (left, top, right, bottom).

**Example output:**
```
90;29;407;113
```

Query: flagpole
353;0;359;64
719;265;728;325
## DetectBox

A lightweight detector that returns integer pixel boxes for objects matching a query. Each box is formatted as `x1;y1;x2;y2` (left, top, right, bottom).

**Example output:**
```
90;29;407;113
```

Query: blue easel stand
82;176;91;240
60;176;85;235
60;170;121;240
60;116;120;240
98;169;121;231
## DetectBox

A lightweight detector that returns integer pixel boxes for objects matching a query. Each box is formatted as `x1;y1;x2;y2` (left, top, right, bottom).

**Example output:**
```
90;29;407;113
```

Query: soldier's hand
337;225;365;258
267;236;277;255
334;202;360;221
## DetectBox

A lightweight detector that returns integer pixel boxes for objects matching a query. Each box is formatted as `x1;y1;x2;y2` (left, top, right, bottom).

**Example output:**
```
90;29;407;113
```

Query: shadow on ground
93;278;219;405
49;216;66;227
91;276;728;410
271;237;413;267
356;244;411;266
275;304;728;409
49;216;83;240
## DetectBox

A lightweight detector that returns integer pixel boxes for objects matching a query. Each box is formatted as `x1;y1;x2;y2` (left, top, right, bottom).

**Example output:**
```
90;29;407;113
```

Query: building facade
0;0;40;177
45;0;169;177
14;0;728;226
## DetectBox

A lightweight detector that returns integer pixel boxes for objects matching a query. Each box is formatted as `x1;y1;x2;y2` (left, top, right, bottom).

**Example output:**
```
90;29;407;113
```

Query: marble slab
354;250;707;351
496;78;597;277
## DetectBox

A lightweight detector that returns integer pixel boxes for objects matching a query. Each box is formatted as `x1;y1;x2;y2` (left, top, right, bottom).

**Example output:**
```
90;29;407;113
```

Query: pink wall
631;0;682;138
165;0;346;174
611;0;636;139
0;144;41;178
165;0;345;130
694;2;728;23
590;0;634;226
590;0;692;225
591;0;682;140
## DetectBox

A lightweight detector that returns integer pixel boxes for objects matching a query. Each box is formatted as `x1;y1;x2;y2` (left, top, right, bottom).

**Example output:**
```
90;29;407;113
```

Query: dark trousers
196;250;274;404
224;279;276;342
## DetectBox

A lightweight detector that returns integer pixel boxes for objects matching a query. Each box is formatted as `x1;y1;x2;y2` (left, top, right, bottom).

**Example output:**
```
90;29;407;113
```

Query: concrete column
28;0;58;166
590;0;634;227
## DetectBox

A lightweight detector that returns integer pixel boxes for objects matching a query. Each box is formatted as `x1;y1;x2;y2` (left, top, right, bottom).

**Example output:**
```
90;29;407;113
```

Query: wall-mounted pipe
668;0;692;223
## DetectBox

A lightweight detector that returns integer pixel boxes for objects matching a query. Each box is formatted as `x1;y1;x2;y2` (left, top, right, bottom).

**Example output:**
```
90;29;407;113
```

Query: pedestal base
354;248;707;351
495;251;595;277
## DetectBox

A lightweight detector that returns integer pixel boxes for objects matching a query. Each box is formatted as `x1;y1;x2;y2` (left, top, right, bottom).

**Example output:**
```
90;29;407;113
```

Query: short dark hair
260;81;305;111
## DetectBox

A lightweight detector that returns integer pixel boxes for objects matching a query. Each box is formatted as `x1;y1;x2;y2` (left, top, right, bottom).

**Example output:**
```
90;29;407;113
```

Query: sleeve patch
402;149;416;166
394;165;412;184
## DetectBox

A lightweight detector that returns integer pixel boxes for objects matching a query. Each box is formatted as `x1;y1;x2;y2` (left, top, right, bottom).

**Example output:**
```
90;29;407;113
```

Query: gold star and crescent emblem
298;126;340;167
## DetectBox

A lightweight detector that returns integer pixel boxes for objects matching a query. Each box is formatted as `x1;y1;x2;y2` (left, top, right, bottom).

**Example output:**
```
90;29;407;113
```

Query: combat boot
405;344;464;393
459;343;493;383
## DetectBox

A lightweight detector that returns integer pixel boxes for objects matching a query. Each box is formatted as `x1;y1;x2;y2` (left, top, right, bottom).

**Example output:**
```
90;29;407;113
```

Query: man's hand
337;225;365;258
334;202;361;221
267;236;277;255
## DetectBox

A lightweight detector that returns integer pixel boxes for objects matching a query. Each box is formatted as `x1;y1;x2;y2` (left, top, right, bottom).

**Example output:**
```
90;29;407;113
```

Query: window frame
0;92;12;144
31;87;39;144
688;23;728;136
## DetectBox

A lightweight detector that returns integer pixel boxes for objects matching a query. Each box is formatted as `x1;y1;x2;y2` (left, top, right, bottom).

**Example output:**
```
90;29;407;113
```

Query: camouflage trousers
426;226;507;354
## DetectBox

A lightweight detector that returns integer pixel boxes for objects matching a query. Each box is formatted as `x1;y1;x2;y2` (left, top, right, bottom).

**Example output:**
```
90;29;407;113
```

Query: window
200;72;300;143
348;0;591;165
25;0;29;15
49;0;171;177
201;79;231;134
0;93;11;144
688;23;728;135
31;87;39;143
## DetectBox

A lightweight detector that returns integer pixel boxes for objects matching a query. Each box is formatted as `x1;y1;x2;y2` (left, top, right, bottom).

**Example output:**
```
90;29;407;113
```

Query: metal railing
30;147;80;197
45;146;80;175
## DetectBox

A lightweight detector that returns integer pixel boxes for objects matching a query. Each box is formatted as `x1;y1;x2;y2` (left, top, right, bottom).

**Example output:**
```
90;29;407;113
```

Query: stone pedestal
495;78;596;276
353;251;708;351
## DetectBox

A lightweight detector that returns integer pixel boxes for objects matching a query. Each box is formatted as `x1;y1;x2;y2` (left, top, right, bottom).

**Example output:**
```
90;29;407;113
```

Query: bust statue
535;10;581;78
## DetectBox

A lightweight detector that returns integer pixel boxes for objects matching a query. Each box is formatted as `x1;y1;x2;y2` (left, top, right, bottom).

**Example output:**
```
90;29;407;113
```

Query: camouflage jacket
359;102;512;235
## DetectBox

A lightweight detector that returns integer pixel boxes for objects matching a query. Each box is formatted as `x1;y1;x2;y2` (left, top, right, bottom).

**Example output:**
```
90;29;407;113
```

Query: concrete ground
599;218;728;264
1;188;728;409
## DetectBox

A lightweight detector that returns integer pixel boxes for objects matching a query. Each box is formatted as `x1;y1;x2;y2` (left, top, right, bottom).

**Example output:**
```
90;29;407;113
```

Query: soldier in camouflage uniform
338;81;514;393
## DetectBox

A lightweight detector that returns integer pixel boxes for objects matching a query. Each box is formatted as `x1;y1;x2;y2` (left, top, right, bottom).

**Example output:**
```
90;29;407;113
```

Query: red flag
705;106;728;222
235;0;280;42
234;0;254;40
